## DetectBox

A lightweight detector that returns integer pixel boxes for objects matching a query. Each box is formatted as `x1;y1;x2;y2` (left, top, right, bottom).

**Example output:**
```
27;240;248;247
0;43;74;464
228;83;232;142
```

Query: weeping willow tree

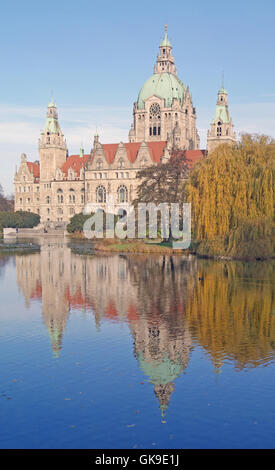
186;134;275;258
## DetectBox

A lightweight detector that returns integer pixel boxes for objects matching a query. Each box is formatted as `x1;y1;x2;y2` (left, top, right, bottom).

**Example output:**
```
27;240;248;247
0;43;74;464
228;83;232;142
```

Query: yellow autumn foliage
186;134;275;258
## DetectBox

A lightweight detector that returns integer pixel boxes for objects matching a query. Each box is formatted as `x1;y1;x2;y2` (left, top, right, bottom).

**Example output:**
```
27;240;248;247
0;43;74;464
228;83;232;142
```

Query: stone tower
129;26;200;150
39;100;67;181
207;80;236;153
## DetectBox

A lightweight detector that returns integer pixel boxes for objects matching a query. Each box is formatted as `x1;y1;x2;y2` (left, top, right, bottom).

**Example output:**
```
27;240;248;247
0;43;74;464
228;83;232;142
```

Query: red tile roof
99;144;119;164
184;150;206;167
147;141;167;163
124;142;143;163
27;162;40;179
90;141;167;165
25;145;206;180
61;154;90;177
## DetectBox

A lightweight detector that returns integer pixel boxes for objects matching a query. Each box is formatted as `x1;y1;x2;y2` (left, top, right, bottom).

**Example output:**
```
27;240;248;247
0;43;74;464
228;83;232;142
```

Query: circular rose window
149;103;161;116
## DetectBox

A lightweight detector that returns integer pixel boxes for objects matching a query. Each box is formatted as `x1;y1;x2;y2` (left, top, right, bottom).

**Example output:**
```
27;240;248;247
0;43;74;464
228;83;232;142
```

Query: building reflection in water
15;239;275;415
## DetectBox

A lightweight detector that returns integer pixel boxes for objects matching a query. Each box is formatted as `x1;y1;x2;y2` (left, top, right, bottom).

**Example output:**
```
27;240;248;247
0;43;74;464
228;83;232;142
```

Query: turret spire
154;25;177;75
160;24;171;47
39;100;67;180
207;82;236;153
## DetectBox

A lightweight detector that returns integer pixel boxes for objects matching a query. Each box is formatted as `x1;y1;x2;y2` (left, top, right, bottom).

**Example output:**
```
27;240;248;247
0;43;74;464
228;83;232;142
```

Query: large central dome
128;26;200;151
137;72;186;110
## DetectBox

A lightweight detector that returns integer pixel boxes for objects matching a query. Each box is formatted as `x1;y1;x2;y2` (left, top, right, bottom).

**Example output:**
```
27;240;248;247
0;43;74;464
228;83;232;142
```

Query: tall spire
154;25;177;75
219;71;227;94
160;24;171;47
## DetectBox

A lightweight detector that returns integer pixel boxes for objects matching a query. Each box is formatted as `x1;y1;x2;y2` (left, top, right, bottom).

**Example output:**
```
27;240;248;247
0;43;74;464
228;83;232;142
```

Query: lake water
0;237;275;449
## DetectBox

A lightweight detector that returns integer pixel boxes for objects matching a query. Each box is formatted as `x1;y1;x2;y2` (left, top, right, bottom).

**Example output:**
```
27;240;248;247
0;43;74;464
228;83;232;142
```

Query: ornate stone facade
14;27;235;224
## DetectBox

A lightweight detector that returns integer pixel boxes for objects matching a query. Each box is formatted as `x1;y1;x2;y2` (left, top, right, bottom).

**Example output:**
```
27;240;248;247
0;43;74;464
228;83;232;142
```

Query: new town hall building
14;27;236;224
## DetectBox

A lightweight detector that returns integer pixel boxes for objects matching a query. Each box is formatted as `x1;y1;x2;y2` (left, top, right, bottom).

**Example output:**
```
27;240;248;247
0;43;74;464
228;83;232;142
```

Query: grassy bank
66;232;274;260
93;239;181;254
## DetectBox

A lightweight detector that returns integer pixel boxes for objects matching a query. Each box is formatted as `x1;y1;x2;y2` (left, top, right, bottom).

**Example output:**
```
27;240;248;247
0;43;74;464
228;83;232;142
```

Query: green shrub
0;211;40;232
67;212;119;234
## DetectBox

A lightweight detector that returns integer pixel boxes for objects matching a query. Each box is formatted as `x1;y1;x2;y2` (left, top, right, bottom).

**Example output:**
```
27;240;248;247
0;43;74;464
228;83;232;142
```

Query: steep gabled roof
91;141;167;165
61;154;90;176
147;141;167;163
24;145;205;181
26;162;40;179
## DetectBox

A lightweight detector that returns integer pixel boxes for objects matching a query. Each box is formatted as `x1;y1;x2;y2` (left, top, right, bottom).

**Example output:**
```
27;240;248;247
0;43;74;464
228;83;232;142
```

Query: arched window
57;188;63;203
118;185;128;203
46;196;50;204
69;188;75;203
96;185;106;203
81;188;85;204
217;121;222;137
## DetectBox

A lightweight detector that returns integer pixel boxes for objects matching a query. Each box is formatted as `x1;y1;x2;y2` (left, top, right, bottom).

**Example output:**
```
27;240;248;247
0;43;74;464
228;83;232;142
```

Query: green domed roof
137;72;186;110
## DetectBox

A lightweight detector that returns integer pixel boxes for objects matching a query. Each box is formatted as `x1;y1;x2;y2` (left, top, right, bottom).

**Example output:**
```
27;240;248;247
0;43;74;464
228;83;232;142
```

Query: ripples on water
0;238;275;449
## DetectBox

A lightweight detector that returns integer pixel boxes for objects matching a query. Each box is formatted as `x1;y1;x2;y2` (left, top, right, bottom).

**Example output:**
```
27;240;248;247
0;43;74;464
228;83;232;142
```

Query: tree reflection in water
15;240;275;414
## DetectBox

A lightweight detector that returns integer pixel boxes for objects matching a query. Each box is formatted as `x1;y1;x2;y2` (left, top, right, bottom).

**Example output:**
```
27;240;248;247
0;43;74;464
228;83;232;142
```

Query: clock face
150;103;161;116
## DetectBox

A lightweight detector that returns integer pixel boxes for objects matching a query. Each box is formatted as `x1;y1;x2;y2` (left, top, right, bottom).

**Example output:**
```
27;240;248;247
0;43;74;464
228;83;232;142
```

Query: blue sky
0;0;275;194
